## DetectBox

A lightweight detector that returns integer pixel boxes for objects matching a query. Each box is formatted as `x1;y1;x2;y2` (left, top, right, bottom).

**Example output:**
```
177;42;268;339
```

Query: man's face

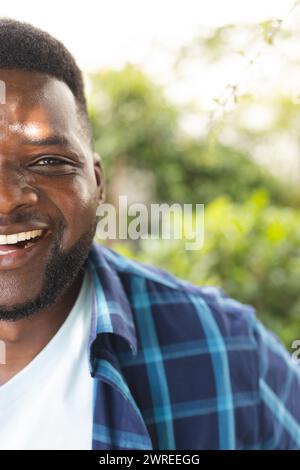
0;69;102;317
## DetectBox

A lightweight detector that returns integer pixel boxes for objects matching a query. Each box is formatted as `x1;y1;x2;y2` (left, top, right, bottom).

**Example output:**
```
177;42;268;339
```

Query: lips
0;228;52;269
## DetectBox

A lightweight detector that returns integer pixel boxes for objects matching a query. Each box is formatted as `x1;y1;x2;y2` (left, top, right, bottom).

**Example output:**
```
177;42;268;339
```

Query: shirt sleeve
251;318;300;449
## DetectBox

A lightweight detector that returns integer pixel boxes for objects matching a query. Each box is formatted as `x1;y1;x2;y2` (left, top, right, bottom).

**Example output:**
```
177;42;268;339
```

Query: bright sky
1;0;296;70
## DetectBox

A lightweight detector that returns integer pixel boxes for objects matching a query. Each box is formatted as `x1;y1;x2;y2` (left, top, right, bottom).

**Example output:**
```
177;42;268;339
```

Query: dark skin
0;69;103;385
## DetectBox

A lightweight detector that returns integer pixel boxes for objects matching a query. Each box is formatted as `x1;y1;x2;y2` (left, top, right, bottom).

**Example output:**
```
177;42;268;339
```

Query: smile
0;228;51;269
0;230;45;254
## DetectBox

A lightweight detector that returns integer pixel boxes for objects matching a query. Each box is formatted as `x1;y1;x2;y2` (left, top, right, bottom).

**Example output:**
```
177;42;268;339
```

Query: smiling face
0;69;102;316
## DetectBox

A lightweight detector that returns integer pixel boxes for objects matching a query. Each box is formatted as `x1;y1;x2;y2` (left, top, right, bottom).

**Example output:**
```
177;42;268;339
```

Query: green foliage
113;190;300;348
88;65;178;184
88;65;295;207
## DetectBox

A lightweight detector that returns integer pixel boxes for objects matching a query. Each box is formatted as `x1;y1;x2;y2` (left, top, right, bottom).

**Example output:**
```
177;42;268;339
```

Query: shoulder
90;243;300;448
90;243;259;343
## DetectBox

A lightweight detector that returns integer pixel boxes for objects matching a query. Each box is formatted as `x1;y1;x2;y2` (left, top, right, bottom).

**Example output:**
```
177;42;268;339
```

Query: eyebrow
21;135;71;147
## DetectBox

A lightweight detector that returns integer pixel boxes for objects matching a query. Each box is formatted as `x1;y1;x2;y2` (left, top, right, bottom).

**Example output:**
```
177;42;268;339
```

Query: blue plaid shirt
87;242;300;450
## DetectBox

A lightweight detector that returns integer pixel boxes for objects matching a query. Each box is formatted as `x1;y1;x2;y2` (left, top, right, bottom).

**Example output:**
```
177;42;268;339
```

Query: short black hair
0;18;92;144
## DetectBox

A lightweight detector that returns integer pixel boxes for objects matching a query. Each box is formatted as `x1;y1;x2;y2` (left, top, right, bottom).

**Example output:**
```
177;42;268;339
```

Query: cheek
42;176;98;247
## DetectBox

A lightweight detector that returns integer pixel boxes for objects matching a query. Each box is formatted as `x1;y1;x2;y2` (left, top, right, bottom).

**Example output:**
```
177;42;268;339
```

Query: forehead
0;69;81;143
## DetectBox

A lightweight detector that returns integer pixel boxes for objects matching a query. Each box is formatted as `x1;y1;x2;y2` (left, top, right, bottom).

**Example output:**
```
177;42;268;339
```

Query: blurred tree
88;65;294;207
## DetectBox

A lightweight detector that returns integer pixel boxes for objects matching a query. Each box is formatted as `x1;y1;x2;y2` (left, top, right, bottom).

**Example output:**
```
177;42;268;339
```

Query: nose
0;165;38;214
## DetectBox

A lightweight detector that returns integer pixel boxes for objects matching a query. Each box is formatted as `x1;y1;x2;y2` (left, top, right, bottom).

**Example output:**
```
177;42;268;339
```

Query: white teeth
18;233;27;241
0;230;43;245
7;234;18;244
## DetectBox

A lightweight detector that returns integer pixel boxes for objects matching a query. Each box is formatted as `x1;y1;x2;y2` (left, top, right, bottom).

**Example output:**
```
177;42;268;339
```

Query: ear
93;152;106;203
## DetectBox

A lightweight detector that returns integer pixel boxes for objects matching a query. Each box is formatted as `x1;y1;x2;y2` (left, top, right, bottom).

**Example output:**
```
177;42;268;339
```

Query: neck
0;270;84;385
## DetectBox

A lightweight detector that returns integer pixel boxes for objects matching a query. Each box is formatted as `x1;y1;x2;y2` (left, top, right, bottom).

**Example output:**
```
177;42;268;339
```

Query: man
0;18;299;451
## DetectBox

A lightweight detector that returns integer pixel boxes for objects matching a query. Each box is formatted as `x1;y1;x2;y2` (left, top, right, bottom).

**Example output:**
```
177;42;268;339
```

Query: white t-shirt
0;269;94;450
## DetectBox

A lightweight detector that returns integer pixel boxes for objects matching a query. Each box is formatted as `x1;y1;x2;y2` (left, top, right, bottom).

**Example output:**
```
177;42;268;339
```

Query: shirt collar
86;242;138;373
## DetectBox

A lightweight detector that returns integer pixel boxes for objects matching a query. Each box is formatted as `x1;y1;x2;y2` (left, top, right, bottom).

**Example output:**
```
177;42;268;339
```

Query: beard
0;220;97;321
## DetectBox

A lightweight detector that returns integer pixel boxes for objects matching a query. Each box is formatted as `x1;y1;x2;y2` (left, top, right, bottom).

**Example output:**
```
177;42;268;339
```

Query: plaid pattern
87;242;300;450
